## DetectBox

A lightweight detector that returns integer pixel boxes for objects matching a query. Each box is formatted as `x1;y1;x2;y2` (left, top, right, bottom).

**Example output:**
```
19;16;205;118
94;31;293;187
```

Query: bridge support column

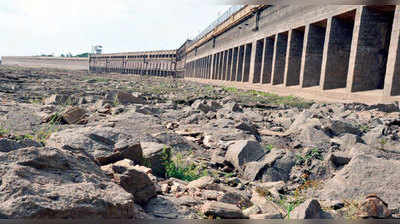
231;47;239;81
300;22;326;88
251;39;263;83
218;52;223;80
226;49;233;80
384;6;400;96
222;50;228;80
284;28;305;86
243;43;252;82
212;53;217;79
261;36;275;84
209;56;212;79
237;45;245;81
320;14;354;90
272;32;288;85
347;6;394;93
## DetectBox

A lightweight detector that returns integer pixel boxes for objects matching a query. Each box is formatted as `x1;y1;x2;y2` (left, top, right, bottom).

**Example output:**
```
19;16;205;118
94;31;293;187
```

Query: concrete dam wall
4;5;400;103
184;5;400;99
89;50;178;77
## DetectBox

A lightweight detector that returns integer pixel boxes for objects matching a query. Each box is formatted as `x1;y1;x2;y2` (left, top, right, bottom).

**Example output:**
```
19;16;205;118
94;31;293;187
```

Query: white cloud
0;0;231;56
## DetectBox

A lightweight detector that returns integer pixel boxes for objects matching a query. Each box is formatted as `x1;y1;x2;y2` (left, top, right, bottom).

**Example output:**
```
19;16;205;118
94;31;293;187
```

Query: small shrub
265;144;273;153
0;126;9;137
161;147;206;181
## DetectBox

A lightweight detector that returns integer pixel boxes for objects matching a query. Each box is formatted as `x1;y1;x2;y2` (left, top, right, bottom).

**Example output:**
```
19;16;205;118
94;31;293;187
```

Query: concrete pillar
237;45;245;81
252;39;264;83
222;50;228;80
384;6;400;96
215;53;220;79
226;49;233;81
219;52;224;80
284;28;305;86
347;6;393;93
208;55;212;79
320;15;354;90
243;43;252;82
261;37;275;84
300;23;326;88
231;47;239;81
271;32;288;85
212;54;217;79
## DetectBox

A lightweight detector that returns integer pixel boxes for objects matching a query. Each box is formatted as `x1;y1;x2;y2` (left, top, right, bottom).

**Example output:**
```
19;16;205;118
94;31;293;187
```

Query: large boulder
61;106;86;124
243;149;295;182
318;154;400;209
191;99;210;113
0;138;41;152
225;140;266;171
201;201;244;219
115;91;145;105
140;141;170;177
290;199;329;219
47;126;143;166
101;159;158;205
43;94;78;105
0;146;138;218
145;195;201;219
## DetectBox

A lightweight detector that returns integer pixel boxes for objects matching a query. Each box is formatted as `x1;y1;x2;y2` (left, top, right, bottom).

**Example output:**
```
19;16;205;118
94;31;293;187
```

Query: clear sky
0;0;231;56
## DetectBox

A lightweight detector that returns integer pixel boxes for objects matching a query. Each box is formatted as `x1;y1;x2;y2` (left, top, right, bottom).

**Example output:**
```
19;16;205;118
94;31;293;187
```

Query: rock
373;103;399;113
201;201;244;219
47;126;143;166
61;107;86;124
318;154;400;209
249;213;282;219
298;126;331;146
0;146;137;218
327;119;361;136
357;194;392;219
331;133;360;150
328;152;352;167
116;91;145;105
96;139;143;166
211;148;226;166
254;181;285;191
202;190;221;200
191;99;210;113
225;140;266;171
187;176;215;189
260;150;295;182
290;199;326;219
43;94;76;105
250;190;284;216
243;149;284;181
101;159;158;205
224;102;242;112
235;121;258;135
0;138;41;152
141;141;169;177
207;101;222;112
145;195;201;219
242;205;261;217
362;126;385;146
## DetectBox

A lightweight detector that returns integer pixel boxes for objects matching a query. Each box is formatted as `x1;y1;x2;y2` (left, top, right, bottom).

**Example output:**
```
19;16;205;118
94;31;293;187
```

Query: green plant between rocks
161;147;207;181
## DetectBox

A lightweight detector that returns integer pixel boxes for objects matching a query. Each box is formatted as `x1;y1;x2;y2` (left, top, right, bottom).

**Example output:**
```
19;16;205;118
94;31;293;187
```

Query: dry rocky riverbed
0;65;399;219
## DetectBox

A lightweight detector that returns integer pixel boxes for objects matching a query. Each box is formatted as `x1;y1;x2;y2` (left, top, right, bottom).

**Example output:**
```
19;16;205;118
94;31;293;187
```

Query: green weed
161;147;206;181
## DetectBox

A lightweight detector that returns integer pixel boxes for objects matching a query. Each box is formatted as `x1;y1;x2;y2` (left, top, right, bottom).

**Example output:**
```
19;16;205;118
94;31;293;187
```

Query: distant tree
75;52;89;58
61;54;65;57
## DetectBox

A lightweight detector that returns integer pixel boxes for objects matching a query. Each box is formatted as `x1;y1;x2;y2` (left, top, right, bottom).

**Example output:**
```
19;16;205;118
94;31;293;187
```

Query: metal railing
189;5;245;47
